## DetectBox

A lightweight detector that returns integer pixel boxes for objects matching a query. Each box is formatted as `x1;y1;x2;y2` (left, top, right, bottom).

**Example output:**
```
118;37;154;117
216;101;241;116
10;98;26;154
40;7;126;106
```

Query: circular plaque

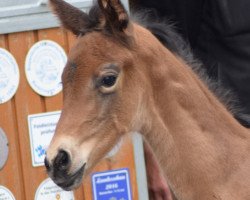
25;40;67;97
35;178;74;200
0;128;9;170
0;48;20;104
0;186;15;200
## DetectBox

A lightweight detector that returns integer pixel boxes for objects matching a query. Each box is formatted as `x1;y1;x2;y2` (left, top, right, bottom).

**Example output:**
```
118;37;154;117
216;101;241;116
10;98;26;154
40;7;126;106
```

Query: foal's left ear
98;0;129;33
49;0;91;35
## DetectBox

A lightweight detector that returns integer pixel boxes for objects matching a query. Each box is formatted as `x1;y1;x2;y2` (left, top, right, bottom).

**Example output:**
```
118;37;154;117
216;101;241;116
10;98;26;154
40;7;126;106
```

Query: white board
27;111;61;167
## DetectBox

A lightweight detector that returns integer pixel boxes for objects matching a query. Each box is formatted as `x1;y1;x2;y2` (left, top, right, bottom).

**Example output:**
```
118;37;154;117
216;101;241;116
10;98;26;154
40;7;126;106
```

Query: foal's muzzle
45;150;70;172
44;150;85;191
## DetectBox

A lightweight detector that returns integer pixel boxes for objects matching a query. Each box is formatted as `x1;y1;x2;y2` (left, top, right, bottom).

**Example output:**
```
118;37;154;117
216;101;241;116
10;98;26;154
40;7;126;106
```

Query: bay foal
45;0;250;199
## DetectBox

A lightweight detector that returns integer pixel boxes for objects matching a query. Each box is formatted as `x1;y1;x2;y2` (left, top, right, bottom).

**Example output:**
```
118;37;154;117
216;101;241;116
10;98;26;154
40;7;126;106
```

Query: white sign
35;178;74;200
25;40;67;97
0;186;15;200
28;111;61;167
0;48;19;104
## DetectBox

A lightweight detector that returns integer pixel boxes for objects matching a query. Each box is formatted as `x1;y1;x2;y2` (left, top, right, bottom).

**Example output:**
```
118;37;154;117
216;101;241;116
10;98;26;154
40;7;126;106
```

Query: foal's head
45;0;166;190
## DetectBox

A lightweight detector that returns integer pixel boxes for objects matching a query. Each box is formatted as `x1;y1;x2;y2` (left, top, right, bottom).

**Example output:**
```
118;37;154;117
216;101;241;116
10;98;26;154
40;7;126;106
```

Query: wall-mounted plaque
0;128;9;170
0;48;19;104
27;111;61;167
25;40;67;97
35;178;74;200
0;186;15;200
92;168;132;200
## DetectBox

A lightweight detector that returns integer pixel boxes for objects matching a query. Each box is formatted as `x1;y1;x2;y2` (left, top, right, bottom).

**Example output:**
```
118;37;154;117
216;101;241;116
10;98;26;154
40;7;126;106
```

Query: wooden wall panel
83;160;110;200
0;28;139;200
0;35;26;200
110;137;139;200
37;28;64;111
67;32;77;50
8;31;47;200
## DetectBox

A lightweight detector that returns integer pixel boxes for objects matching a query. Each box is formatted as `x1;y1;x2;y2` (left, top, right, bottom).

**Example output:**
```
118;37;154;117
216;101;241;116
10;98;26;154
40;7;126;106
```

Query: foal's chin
49;164;86;191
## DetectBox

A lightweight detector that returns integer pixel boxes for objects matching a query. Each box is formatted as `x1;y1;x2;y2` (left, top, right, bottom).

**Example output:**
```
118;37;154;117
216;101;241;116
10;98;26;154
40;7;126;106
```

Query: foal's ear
49;0;91;35
98;0;129;32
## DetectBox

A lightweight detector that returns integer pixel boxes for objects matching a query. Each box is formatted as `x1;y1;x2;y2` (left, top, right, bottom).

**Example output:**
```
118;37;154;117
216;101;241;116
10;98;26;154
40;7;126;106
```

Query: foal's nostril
44;157;51;171
54;150;71;170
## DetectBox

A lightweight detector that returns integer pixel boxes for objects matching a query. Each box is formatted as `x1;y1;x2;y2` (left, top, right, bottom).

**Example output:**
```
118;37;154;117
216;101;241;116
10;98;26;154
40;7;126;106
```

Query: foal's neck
140;40;250;199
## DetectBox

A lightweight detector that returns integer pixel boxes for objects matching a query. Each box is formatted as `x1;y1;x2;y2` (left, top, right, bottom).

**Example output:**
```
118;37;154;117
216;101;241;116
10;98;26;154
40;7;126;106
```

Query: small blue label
92;168;132;200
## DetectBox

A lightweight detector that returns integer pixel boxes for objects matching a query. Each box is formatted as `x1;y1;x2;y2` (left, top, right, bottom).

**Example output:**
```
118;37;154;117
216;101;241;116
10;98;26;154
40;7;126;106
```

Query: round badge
0;186;16;200
35;178;74;200
25;40;67;97
0;128;9;170
0;48;19;104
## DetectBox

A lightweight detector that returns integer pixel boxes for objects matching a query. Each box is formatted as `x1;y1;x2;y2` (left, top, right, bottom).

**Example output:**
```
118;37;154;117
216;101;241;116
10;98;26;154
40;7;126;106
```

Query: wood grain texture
109;136;139;200
67;32;77;50
37;28;64;112
8;31;46;200
83;160;110;200
0;34;26;200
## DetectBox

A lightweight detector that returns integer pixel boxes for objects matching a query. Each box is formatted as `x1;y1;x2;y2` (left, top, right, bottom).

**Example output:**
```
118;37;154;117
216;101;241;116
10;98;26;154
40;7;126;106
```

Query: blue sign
92;168;132;200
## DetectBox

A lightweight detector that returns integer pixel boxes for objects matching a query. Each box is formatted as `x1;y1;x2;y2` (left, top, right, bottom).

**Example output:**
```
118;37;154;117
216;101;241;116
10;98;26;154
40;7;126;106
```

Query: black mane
132;11;241;116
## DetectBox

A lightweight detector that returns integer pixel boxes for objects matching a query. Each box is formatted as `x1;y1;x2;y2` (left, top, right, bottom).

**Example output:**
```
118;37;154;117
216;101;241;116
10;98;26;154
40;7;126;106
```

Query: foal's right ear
49;0;91;35
98;0;129;32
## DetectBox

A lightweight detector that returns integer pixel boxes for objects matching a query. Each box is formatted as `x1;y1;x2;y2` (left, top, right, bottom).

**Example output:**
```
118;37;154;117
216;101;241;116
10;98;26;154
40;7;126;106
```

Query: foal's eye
101;75;117;87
